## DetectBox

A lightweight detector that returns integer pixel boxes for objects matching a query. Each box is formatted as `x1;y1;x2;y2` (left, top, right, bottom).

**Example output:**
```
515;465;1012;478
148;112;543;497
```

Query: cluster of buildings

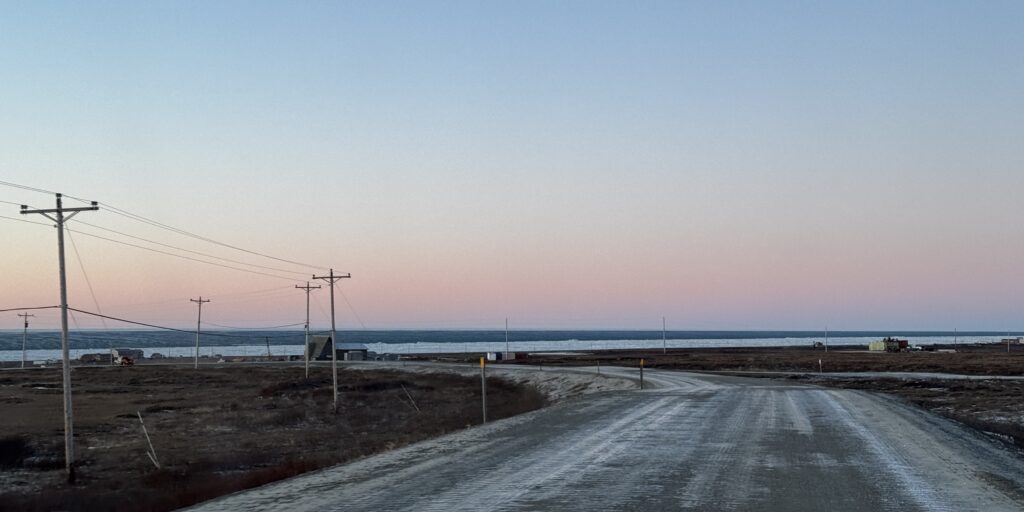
868;337;911;353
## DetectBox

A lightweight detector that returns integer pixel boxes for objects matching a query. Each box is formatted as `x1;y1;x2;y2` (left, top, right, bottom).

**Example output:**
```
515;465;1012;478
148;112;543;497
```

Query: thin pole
306;291;310;376
480;356;488;424
56;199;74;483
314;269;351;412
640;358;645;390
21;192;98;484
825;326;829;353
296;282;320;379
18;313;34;369
191;297;210;369
662;316;667;354
954;328;958;350
505;317;509;354
330;271;338;408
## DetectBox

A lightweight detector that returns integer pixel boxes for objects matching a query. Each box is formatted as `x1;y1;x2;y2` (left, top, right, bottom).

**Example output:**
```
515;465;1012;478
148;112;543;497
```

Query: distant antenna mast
18;313;35;369
190;297;210;369
296;282;321;379
20;193;99;484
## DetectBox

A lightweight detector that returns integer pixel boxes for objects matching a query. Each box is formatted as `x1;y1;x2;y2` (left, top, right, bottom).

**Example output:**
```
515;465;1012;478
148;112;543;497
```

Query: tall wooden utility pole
313;269;351;412
21;193;98;484
296;282;321;378
191;297;210;369
18;313;34;368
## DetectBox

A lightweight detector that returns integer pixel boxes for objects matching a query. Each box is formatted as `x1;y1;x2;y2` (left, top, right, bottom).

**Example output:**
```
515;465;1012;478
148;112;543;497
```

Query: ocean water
0;329;1018;362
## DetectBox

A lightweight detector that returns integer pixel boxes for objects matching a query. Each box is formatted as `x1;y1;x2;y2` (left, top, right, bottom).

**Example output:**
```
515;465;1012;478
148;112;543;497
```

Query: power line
72;219;311;277
2;178;328;271
66;230;108;328
0;199;34;207
0;180;56;195
203;321;305;329
66;307;315;338
66;228;112;363
0;213;52;227
0;305;59;313
97;202;328;271
65;227;299;280
338;286;367;330
8;213;301;282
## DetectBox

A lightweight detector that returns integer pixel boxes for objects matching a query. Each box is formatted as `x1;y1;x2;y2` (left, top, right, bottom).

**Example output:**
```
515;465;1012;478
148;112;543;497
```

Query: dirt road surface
187;369;1024;511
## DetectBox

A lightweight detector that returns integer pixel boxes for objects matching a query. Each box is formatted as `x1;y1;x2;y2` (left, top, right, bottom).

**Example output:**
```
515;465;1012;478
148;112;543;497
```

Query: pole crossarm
20;205;98;214
312;272;351;284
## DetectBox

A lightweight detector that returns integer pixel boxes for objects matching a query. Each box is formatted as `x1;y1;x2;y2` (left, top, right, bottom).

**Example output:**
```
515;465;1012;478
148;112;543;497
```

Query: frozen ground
187;368;1024;511
346;361;637;402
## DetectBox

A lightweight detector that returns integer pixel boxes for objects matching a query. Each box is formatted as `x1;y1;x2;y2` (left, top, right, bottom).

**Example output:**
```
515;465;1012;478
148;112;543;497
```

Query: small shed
307;335;368;361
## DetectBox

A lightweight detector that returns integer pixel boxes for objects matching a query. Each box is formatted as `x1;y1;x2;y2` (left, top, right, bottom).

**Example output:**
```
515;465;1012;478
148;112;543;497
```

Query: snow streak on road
188;370;1024;511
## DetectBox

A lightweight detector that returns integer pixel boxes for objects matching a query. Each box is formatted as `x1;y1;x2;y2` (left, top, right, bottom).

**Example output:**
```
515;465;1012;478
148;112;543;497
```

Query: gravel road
187;369;1024;511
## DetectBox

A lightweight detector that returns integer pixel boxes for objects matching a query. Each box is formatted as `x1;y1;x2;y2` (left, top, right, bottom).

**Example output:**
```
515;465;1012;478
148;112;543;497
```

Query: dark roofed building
307;335;368;361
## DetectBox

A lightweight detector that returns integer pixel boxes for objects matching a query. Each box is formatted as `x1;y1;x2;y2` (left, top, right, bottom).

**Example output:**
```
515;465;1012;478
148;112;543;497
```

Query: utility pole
18;313;34;369
313;269;351;412
662;316;667;354
480;356;488;424
191;297;210;369
20;193;98;484
296;282;321;379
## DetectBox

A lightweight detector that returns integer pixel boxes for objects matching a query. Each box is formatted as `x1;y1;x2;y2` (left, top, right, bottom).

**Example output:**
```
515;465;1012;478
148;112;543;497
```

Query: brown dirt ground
0;365;545;512
437;344;1024;375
